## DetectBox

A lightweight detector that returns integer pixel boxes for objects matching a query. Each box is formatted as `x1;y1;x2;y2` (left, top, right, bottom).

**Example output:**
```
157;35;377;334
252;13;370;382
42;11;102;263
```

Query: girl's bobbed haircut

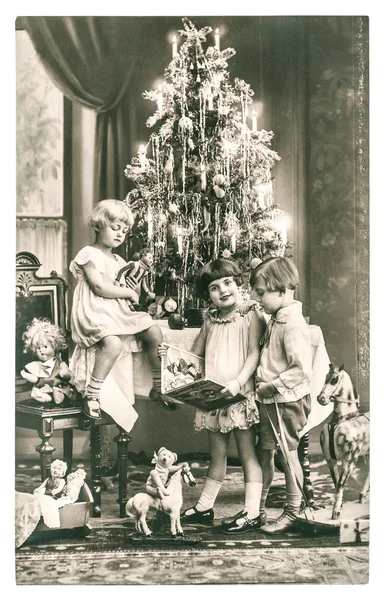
250;257;299;292
195;259;243;300
89;199;134;231
22;318;68;354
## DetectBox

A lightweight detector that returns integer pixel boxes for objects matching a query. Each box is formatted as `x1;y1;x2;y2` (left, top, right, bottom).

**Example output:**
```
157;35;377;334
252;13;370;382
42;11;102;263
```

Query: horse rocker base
297;501;369;542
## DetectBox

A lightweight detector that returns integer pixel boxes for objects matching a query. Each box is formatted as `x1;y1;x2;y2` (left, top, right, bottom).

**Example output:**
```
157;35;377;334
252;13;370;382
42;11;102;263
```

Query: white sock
244;482;263;519
286;492;302;516
191;477;222;512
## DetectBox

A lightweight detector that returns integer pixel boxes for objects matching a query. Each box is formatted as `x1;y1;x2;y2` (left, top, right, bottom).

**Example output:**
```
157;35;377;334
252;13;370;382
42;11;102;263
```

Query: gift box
340;518;369;544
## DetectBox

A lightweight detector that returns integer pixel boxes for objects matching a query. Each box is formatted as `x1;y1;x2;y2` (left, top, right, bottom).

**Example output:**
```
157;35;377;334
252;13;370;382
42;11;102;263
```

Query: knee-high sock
244;482;263;519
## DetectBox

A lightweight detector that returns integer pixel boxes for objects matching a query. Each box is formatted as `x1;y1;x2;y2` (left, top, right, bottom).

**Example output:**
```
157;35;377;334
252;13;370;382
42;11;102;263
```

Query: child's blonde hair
89;199;134;231
22;318;68;354
250;257;299;293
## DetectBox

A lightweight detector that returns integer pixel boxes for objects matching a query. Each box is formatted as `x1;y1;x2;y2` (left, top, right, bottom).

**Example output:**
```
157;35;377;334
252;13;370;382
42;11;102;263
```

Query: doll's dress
69;246;154;432
194;302;266;433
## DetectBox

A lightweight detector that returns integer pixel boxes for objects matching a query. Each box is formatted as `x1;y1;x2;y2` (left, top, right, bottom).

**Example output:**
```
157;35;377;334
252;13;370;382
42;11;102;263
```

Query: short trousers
258;394;311;451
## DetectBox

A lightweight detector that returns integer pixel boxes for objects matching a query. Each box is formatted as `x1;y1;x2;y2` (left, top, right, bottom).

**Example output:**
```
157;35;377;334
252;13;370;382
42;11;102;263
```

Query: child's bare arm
83;261;139;302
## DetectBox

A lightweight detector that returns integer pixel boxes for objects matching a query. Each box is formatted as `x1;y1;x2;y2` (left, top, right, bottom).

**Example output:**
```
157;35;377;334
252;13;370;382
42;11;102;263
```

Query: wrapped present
340;518;369;544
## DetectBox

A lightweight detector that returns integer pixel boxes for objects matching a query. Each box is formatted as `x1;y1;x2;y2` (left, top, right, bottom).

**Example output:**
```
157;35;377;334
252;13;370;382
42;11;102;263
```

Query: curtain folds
24;16;140;202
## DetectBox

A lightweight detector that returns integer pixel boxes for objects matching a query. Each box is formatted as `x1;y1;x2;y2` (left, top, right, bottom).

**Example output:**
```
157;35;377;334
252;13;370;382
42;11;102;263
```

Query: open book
160;343;247;411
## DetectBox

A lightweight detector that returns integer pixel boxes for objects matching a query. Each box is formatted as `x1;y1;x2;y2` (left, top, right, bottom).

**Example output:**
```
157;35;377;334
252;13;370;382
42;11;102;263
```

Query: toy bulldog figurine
20;318;75;404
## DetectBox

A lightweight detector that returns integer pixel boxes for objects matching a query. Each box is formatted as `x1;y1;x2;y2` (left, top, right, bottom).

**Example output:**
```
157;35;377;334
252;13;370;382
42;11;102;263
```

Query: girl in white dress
179;259;266;534
69;199;175;420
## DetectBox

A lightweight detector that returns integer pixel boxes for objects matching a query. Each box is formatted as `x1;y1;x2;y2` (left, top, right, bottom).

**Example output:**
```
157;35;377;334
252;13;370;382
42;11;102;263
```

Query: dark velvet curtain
24;16;141;202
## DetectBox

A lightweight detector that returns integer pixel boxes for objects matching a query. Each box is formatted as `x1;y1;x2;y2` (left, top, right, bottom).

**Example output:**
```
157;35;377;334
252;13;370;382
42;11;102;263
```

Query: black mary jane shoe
149;388;177;411
221;512;265;534
180;506;214;525
221;509;267;527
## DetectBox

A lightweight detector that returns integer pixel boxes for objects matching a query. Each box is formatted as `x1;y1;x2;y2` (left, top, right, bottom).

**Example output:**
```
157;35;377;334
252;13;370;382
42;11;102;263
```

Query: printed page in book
160;343;246;410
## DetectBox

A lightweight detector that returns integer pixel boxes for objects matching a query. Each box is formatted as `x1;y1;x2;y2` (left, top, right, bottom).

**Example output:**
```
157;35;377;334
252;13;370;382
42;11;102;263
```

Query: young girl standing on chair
251;257;312;534
69;199;175;421
177;258;266;533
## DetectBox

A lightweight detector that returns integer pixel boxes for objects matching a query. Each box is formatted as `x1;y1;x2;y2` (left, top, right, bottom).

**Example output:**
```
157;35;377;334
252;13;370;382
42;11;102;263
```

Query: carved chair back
16;251;69;391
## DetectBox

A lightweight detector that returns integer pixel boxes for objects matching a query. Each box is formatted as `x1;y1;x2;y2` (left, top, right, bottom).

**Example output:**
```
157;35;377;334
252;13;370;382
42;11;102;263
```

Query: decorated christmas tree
124;18;284;314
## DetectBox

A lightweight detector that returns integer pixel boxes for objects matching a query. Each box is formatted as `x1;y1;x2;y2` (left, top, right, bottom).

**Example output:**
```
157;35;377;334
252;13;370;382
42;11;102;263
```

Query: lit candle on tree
157;84;163;112
214;28;220;50
258;190;265;209
172;35;177;58
138;144;147;171
252;110;258;132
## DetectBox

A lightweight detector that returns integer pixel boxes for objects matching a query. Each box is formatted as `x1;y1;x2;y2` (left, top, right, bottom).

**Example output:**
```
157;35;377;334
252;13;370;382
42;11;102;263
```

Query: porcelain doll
20;318;75;404
116;247;156;310
34;459;68;498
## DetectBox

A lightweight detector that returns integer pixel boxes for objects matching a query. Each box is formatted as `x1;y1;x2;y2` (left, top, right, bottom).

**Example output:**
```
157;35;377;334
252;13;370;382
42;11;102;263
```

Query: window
16;28;71;277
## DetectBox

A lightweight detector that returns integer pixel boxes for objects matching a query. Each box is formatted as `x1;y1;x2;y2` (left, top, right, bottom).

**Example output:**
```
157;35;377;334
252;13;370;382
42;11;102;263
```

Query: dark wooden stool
16;400;131;517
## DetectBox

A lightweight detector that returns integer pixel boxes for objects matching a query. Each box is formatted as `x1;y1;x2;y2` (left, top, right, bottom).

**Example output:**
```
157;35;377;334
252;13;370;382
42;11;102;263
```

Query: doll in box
20;318;75;404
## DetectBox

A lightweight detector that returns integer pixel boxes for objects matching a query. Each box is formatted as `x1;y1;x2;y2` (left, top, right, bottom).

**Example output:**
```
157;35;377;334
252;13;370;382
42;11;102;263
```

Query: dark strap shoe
222;509;267;526
180;506;214;524
221;512;266;534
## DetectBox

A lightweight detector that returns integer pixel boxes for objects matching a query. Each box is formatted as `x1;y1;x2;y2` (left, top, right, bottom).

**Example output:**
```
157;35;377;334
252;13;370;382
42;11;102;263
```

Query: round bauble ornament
168;313;184;330
213;173;225;186
249;257;262;269
213;185;225;199
164;298;177;314
178;116;193;134
169;202;178;214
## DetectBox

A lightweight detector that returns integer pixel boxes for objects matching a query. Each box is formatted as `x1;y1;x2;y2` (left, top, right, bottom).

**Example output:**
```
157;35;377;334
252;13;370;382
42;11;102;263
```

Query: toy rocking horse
317;364;370;519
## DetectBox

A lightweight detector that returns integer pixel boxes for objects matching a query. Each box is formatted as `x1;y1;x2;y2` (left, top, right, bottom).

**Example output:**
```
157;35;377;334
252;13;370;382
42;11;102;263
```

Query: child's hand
256;382;277;399
127;289;139;304
157;344;167;358
221;379;241;398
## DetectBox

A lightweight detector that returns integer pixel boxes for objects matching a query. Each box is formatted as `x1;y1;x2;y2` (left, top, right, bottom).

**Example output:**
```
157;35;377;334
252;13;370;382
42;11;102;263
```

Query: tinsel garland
124;18;285;314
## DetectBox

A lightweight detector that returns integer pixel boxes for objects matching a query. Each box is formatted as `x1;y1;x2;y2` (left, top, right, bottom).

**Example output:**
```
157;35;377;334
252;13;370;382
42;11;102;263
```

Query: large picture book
160;343;246;411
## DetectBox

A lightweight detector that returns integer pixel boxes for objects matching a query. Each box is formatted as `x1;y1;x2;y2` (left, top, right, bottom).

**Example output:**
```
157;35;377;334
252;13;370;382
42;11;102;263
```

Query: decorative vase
186;308;207;328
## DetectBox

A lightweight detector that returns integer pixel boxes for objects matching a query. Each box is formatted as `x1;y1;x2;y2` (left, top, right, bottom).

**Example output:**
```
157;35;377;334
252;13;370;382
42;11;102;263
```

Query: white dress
69;246;154;432
194;303;266;433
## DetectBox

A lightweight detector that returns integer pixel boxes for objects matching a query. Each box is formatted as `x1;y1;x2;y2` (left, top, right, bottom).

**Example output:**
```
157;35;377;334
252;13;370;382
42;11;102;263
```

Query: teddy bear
145;447;187;500
20;318;76;405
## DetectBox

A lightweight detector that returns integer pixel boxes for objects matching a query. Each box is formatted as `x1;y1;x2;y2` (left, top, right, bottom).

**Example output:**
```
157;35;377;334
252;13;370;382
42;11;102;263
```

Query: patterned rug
15;455;369;585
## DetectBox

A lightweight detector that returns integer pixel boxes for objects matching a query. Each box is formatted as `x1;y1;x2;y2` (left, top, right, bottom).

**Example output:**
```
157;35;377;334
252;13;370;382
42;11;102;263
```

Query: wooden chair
15;251;131;517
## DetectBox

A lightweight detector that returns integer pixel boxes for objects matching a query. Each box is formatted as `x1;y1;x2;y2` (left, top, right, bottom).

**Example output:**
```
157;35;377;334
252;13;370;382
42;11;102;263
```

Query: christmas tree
124;18;284;313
